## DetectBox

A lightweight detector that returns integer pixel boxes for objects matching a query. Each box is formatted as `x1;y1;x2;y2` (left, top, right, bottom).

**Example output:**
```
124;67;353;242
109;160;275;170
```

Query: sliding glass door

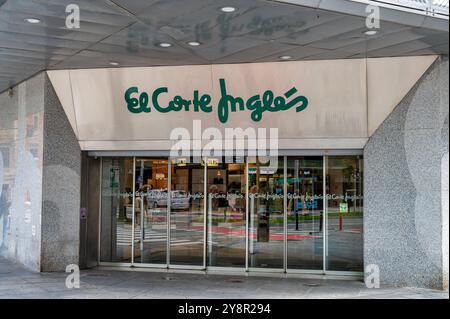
286;157;324;270
325;156;364;272
98;155;364;273
133;158;168;265
207;158;246;268
248;157;285;269
100;157;134;263
169;160;205;267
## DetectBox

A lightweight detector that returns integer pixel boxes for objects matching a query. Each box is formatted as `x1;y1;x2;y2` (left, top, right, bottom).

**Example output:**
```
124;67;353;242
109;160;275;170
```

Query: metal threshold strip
96;264;364;280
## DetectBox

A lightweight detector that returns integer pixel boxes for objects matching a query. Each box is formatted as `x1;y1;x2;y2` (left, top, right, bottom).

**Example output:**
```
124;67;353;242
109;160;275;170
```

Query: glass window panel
287;156;324;270
100;157;134;263
133;158;168;264
248;157;284;269
207;158;246;267
326;156;364;272
169;159;204;266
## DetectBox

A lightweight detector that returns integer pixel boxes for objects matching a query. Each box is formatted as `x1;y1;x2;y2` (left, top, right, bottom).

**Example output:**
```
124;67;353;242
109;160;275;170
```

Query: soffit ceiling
0;0;448;94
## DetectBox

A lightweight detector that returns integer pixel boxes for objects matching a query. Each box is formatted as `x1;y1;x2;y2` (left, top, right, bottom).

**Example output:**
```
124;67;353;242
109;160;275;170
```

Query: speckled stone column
40;74;81;271
364;56;449;289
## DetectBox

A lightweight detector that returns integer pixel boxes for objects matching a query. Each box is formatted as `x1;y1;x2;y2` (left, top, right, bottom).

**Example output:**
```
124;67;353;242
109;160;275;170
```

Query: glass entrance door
169;160;205;267
248;157;285;269
325;156;364;272
206;158;247;268
133;158;168;265
100;157;134;263
286;157;324;270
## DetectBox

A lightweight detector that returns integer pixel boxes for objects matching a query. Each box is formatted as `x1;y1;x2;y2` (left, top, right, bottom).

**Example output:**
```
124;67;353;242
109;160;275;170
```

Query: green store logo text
124;78;309;124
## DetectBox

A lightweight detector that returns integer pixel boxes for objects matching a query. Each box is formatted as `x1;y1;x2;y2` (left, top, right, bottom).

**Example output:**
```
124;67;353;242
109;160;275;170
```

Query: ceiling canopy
0;0;448;94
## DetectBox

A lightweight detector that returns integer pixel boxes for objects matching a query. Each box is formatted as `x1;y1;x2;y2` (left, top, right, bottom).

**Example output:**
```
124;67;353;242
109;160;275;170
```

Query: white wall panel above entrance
47;56;437;151
211;59;367;139
367;55;437;136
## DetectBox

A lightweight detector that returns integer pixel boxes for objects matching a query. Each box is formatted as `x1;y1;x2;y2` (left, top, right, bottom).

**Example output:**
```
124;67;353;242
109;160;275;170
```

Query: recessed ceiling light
220;6;236;13
187;41;201;47
24;18;41;24
279;55;292;60
109;61;120;66
158;42;172;48
364;30;378;36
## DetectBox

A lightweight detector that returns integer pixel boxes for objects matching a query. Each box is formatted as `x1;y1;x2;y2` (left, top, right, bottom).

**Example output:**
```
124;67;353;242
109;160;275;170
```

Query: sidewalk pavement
0;256;448;299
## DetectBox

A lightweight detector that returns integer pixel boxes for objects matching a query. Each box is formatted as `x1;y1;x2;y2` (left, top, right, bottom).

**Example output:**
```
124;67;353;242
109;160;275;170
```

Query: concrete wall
0;73;81;272
364;56;449;289
0;74;44;271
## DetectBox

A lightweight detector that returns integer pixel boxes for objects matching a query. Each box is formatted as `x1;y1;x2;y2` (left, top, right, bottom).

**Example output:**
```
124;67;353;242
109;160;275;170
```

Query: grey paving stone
0;256;448;299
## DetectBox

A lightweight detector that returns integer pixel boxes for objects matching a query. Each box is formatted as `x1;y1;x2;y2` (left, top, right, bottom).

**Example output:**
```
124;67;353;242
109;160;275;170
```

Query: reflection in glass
100;157;134;263
207;159;246;267
287;157;324;270
326;156;364;272
248;157;284;269
96;155;364;272
170;160;204;266
133;158;168;264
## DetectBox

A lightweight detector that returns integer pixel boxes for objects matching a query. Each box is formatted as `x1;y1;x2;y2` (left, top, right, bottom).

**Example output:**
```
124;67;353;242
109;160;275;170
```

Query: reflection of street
101;156;364;269
115;212;363;269
327;217;363;271
116;223;202;247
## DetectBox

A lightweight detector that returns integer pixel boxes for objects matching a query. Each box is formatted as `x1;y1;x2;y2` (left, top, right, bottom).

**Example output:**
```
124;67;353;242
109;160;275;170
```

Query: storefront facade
0;55;448;289
64;58;370;276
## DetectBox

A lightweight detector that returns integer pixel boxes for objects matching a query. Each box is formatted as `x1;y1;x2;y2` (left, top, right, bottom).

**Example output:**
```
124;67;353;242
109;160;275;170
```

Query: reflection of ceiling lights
220;6;237;13
175;158;187;167
109;61;119;66
279;55;292;60
187;41;201;47
158;42;172;48
364;30;378;36
155;173;165;180
24;18;41;24
207;158;219;167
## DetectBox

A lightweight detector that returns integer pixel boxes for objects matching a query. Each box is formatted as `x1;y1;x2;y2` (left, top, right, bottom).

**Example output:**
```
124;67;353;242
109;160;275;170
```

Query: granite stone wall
41;74;81;271
364;56;449;289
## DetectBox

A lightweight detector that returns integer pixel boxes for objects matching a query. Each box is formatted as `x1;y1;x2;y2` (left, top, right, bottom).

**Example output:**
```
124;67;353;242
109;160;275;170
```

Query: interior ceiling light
364;30;378;36
220;6;237;13
158;42;172;48
279;55;292;60
24;18;41;24
187;41;201;46
109;61;120;66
